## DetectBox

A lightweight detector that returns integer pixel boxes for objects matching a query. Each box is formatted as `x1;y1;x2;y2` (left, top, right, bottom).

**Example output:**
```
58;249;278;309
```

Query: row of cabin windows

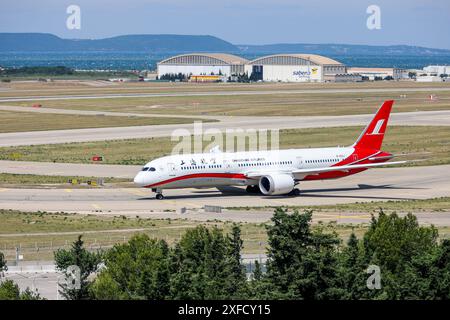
238;161;292;167
181;164;222;170
181;161;295;170
306;159;339;164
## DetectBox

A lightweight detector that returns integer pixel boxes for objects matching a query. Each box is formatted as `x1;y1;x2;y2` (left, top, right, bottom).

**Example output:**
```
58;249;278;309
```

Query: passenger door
167;163;176;176
296;156;303;169
224;160;231;173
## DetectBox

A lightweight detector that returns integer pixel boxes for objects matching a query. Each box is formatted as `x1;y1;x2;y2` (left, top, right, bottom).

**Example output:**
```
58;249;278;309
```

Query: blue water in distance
1;51;450;70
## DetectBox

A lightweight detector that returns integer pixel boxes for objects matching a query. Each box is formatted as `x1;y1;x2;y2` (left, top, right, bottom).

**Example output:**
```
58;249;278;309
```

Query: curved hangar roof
158;53;248;66
247;54;342;66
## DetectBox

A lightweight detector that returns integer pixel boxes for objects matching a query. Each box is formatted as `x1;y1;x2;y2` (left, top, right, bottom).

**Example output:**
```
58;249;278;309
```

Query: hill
0;33;238;53
1;33;449;57
237;43;450;56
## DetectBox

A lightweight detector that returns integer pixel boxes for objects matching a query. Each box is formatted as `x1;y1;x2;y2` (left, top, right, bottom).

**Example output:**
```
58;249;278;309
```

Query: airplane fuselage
133;146;391;190
133;100;400;198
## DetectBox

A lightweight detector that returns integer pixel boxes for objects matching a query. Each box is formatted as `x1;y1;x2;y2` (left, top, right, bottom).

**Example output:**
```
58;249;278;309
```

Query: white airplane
134;100;407;199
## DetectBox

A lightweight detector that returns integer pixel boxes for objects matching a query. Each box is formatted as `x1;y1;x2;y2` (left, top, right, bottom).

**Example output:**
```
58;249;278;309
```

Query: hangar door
251;65;263;81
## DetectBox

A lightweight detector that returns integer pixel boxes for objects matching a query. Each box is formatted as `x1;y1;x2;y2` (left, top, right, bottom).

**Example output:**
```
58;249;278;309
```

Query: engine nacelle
258;174;295;195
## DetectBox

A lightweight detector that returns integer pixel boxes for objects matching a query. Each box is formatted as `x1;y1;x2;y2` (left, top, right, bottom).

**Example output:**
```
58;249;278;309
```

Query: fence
1;237;268;262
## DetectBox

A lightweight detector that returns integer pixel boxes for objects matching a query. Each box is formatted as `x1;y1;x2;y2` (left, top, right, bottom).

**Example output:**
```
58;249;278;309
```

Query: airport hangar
157;53;249;80
244;54;347;82
157;53;352;82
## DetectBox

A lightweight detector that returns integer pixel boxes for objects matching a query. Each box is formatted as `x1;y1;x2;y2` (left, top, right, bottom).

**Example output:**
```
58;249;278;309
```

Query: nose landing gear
152;188;164;200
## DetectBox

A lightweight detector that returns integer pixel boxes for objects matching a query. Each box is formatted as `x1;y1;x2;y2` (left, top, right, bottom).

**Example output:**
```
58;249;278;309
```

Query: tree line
0;66;75;76
1;208;449;300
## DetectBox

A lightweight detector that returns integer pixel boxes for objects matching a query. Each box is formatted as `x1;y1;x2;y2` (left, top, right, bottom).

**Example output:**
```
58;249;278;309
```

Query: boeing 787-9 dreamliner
134;100;406;199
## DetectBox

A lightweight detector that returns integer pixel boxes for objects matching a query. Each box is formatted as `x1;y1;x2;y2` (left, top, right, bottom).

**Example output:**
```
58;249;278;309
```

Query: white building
244;54;346;82
346;67;409;80
157;53;248;79
416;75;443;82
423;65;450;76
332;73;363;82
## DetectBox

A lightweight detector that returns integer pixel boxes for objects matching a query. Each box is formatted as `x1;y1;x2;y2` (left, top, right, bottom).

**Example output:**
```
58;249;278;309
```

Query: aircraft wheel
156;193;164;200
288;188;300;196
246;185;260;193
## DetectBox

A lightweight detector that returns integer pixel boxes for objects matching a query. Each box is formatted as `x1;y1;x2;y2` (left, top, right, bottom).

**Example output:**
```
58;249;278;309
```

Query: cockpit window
149;167;156;172
142;167;149;171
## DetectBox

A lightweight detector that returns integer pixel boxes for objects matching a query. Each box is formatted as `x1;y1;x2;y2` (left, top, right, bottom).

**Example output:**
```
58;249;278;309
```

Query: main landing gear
288;188;301;197
152;188;164;200
246;185;261;194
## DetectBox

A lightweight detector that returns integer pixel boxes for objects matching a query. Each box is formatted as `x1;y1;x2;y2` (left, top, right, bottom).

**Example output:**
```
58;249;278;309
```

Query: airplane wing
244;161;408;179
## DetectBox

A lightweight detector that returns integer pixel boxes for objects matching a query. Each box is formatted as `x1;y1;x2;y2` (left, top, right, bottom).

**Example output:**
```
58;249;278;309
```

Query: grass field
0;173;128;187
0;110;211;133
0;209;268;260
228;197;450;213
5;90;450;117
0;70;138;81
0;126;447;166
0;208;449;261
1;80;450;98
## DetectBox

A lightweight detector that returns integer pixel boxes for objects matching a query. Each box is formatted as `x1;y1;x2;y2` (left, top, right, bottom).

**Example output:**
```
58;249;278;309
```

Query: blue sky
0;0;449;49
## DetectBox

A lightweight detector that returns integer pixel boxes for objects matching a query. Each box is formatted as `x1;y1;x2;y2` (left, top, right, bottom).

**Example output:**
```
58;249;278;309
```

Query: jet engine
258;174;295;195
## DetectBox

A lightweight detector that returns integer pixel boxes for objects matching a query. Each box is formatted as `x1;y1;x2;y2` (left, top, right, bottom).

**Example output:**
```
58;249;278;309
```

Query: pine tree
224;223;247;298
0;279;42;300
91;234;171;300
266;208;344;299
0;251;7;272
54;235;101;300
339;232;365;299
253;260;262;281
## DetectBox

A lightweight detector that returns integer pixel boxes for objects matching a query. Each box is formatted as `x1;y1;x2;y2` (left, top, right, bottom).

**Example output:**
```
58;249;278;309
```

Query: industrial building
423;65;450;76
244;54;346;82
416;75;444;82
332;73;363;82
157;53;248;79
156;52;420;83
346;67;409;80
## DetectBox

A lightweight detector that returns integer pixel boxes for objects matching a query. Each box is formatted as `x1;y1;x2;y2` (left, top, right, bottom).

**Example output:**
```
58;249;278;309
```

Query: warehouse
244;54;346;82
423;65;450;76
157;53;248;80
346;67;409;80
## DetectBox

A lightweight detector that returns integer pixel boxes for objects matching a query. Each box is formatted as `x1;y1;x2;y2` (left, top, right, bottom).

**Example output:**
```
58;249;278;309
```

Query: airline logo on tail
370;119;385;135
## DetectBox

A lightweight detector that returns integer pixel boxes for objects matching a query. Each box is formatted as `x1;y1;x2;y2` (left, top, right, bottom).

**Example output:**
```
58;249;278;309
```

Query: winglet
352;100;394;150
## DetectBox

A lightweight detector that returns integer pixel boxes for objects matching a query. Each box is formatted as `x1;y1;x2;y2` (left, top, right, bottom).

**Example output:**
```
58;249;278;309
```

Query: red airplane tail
352;100;394;150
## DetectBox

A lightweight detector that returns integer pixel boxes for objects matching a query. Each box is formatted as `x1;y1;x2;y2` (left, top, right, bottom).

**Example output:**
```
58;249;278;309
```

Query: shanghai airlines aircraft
134;100;406;199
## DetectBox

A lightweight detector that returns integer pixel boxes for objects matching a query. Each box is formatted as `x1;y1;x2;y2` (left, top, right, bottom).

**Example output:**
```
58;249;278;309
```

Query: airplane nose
133;172;145;186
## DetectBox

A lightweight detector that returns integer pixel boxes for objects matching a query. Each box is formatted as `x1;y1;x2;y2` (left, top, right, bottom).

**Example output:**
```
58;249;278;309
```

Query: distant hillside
237;43;450;56
1;33;449;57
0;33;238;52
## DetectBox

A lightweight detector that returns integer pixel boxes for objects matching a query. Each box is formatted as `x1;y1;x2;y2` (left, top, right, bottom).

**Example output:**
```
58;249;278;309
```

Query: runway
1;86;450;102
1;110;450;147
0;160;140;178
0;105;217;120
1;165;449;221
